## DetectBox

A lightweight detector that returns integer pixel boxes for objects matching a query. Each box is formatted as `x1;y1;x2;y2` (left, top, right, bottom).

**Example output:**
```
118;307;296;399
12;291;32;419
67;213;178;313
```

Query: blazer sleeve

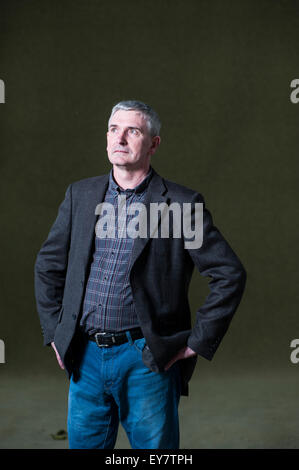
186;192;247;360
34;184;72;346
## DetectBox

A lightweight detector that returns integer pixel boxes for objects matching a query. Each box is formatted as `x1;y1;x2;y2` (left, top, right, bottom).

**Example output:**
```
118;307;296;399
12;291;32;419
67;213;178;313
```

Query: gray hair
108;100;161;137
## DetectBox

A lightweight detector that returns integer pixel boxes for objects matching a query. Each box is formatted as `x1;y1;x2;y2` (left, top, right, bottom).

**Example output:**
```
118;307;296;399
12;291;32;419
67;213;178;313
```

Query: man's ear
150;136;161;155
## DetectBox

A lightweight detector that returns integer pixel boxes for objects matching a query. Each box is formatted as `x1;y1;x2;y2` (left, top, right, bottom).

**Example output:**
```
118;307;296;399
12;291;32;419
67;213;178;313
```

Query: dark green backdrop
0;0;298;377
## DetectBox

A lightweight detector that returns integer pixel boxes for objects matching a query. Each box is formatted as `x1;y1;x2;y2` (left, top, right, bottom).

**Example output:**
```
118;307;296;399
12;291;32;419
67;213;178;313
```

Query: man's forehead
109;109;146;127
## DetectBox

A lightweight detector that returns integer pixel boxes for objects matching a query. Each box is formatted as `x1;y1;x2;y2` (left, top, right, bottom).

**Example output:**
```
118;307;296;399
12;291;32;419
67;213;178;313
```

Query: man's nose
117;130;127;144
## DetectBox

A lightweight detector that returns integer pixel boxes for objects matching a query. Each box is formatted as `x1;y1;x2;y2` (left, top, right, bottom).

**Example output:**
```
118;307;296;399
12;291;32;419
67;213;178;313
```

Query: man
34;100;246;449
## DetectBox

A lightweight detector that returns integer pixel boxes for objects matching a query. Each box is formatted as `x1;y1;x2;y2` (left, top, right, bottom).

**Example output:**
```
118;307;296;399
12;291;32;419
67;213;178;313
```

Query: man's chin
109;154;131;163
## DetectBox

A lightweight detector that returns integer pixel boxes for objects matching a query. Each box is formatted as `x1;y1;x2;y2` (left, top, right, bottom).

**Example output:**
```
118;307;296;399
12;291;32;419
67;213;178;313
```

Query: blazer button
72;314;77;320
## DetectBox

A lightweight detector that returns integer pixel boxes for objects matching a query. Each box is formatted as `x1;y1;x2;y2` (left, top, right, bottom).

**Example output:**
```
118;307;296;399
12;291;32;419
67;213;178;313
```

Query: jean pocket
133;337;146;352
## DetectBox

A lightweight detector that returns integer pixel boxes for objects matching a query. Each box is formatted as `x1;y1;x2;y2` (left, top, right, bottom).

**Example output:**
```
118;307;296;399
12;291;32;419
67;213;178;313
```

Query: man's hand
164;346;197;371
51;342;65;370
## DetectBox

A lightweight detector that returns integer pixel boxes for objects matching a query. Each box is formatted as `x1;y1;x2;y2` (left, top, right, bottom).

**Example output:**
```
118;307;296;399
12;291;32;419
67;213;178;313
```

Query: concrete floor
0;365;298;449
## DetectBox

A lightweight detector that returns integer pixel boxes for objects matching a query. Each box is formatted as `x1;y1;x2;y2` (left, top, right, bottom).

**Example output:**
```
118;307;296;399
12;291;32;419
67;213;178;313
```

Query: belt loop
125;330;133;345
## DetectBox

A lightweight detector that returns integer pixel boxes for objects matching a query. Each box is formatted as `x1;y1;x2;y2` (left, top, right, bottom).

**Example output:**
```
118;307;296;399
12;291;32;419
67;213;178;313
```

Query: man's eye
130;129;139;135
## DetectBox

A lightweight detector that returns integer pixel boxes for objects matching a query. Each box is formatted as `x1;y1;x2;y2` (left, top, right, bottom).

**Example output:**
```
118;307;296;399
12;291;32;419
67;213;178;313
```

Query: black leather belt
87;327;144;348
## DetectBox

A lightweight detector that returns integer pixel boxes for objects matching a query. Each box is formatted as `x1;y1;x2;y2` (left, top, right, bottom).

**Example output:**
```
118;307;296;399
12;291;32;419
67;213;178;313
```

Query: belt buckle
95;332;111;348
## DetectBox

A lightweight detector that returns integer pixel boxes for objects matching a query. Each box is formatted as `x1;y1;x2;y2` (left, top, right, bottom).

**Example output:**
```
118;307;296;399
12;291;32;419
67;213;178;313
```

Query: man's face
106;110;160;169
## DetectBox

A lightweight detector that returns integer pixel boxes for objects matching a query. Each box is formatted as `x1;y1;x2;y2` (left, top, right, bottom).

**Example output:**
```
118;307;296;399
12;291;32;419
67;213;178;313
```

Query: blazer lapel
80;174;109;277
128;169;168;272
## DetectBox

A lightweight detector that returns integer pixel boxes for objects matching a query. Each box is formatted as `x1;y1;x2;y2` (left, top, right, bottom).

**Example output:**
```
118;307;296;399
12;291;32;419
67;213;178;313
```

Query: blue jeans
67;333;182;449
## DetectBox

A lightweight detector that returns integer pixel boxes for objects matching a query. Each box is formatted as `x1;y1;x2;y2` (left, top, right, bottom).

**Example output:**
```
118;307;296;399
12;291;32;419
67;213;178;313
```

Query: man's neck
112;165;151;190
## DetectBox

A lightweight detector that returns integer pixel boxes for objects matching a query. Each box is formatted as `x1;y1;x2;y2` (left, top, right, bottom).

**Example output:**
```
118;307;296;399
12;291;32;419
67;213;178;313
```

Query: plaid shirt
80;167;153;334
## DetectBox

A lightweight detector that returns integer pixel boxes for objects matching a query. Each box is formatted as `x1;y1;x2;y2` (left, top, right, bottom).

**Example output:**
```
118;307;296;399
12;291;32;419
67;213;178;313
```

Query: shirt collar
108;166;153;195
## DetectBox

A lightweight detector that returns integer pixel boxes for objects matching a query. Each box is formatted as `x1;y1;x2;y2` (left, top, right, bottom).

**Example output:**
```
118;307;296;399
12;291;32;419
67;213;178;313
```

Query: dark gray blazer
34;167;246;396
